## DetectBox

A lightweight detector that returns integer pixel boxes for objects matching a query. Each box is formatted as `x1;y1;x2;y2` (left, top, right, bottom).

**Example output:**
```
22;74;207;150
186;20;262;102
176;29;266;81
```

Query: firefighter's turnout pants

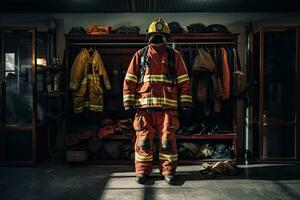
133;109;179;176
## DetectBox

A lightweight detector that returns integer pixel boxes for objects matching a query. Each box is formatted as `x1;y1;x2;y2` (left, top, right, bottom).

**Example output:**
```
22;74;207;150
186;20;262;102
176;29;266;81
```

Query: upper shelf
100;133;236;140
65;33;239;44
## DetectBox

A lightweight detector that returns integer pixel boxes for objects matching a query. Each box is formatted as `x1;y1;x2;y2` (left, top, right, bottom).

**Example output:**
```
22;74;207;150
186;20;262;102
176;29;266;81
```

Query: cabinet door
0;27;37;165
2;28;37;126
259;26;300;160
0;29;4;126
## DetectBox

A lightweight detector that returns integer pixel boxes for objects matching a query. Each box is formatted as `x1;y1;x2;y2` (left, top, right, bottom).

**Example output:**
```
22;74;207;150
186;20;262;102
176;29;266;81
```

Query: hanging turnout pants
133;109;180;176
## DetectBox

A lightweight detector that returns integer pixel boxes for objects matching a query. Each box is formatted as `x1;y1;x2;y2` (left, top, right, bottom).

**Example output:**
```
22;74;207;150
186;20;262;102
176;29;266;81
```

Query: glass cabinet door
3;28;36;126
259;26;299;160
0;29;4;126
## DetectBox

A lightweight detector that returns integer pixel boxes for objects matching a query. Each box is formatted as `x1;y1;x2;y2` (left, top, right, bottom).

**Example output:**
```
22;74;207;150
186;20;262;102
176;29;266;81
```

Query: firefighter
123;18;192;185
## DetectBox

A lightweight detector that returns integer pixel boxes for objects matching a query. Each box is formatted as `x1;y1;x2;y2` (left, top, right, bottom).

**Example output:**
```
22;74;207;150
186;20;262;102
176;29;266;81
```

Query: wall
1;12;300;64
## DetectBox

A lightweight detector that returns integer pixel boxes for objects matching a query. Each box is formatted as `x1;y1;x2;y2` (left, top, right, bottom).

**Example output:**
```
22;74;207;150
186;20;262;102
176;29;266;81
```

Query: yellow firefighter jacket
70;48;111;113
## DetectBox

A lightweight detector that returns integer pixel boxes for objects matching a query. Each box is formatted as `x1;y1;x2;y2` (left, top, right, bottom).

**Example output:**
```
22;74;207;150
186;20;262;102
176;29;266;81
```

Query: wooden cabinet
0;27;47;166
65;33;244;164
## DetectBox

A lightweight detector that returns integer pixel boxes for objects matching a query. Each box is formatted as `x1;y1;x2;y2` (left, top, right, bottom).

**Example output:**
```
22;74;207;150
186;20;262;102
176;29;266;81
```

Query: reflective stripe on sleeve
176;74;190;84
125;73;138;83
180;95;192;103
123;94;135;102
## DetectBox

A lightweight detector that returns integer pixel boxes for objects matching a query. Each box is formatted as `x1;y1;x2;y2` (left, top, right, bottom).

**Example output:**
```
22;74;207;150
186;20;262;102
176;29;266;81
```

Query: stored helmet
146;18;170;40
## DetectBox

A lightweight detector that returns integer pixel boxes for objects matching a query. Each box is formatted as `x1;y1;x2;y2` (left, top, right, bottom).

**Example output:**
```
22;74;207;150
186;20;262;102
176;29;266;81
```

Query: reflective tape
74;104;103;113
90;105;103;112
180;95;193;102
135;97;177;107
80;75;100;85
142;75;173;84
176;74;190;84
125;73;138;83
135;153;153;162
123;94;136;102
74;107;84;113
159;153;178;162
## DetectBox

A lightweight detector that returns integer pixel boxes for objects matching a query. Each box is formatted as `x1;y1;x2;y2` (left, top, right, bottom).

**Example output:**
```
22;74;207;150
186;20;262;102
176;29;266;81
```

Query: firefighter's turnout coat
70;48;111;113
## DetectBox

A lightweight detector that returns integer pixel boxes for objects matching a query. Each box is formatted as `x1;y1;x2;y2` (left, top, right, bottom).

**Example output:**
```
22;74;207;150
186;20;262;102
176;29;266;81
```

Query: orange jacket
221;48;231;100
123;44;192;109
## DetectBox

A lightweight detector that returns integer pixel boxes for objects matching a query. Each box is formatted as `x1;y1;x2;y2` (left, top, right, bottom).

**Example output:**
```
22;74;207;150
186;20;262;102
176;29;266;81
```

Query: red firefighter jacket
123;44;192;109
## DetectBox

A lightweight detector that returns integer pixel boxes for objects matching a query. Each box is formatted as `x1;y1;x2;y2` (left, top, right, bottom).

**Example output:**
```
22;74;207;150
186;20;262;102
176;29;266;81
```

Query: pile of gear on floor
199;161;239;178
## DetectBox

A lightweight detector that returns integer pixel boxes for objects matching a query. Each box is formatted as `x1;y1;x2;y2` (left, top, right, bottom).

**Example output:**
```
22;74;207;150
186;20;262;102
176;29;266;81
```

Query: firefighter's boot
135;174;147;184
164;174;176;185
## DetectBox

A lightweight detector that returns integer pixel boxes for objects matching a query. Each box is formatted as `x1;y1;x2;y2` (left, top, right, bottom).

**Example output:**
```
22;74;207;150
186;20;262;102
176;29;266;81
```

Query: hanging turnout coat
70;48;111;113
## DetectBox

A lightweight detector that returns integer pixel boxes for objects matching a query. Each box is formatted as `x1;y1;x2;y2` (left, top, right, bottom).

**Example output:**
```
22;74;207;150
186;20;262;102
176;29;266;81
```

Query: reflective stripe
74;104;103;113
80;79;87;85
80;75;100;85
136;97;177;107
125;73;138;83
177;74;190;84
123;94;135;102
90;105;103;109
135;153;153;162
143;75;173;84
74;107;84;113
180;95;192;102
159;153;178;162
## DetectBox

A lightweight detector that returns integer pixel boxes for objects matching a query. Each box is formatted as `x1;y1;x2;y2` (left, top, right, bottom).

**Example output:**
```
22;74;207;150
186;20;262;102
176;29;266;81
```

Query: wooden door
259;26;300;160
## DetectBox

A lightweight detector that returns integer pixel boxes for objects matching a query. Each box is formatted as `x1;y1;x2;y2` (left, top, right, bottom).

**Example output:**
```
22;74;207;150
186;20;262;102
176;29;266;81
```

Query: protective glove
181;107;193;127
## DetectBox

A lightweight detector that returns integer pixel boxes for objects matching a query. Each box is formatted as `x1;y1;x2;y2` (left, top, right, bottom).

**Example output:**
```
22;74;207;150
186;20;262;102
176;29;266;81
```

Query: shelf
0;123;46;132
101;134;135;140
176;133;236;140
44;66;65;71
87;159;236;165
45;113;66;119
37;65;65;71
43;92;65;97
178;159;236;165
66;33;239;42
0;125;33;131
87;159;132;165
99;133;236;140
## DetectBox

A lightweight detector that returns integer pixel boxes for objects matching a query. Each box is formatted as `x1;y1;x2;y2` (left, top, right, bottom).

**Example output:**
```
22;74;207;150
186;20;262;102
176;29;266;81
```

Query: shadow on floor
0;162;299;200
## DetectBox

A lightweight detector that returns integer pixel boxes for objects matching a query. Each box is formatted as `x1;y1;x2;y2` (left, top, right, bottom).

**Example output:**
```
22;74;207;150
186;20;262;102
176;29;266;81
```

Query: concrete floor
0;162;300;200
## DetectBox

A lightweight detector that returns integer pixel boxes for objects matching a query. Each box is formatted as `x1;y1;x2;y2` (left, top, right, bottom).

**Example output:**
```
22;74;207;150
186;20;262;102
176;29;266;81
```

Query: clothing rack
64;33;243;164
69;42;236;46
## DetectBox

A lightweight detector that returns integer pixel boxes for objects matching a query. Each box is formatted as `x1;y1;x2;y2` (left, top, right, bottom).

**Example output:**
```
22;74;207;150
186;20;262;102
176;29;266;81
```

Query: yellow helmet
146;18;170;38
